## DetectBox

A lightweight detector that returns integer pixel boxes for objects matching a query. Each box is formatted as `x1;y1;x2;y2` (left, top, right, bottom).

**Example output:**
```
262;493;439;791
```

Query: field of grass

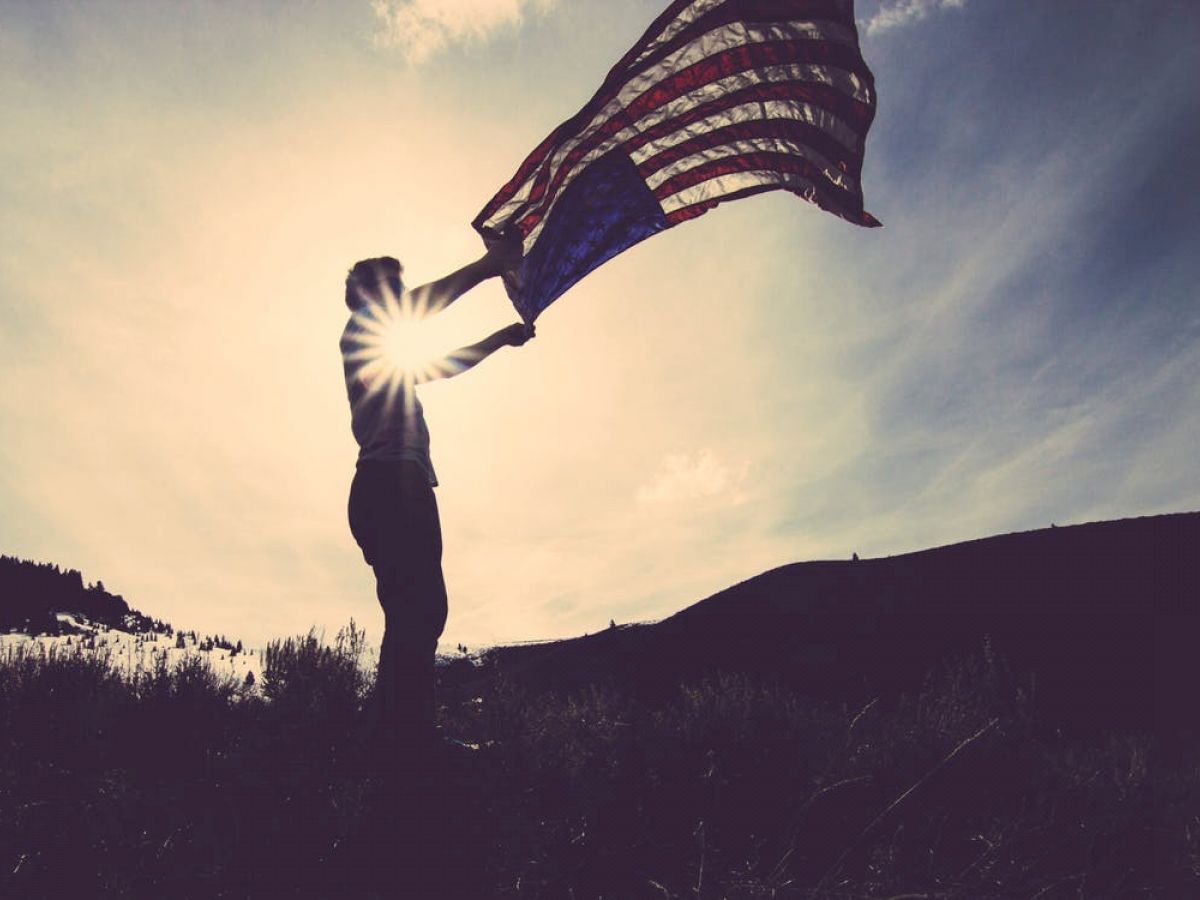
1;626;1195;898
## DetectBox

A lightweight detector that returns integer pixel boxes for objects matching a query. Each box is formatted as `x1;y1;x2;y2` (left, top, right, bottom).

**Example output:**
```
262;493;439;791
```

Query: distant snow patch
1;627;263;686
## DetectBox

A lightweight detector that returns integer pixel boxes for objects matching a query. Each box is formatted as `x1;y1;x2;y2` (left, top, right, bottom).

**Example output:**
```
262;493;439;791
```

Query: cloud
636;450;748;505
371;0;557;63
860;0;966;36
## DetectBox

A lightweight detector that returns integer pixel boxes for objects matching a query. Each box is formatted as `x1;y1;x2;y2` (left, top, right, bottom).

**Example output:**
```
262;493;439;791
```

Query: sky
2;0;1198;650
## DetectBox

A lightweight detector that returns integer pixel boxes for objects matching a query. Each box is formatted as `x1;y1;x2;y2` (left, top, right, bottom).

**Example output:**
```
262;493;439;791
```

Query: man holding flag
341;0;876;772
341;249;532;768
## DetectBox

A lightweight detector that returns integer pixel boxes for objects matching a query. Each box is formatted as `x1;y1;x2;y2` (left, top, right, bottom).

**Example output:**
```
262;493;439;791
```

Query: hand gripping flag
473;0;879;323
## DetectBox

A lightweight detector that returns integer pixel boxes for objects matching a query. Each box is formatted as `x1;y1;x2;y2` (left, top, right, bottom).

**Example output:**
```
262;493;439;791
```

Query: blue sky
2;0;1197;648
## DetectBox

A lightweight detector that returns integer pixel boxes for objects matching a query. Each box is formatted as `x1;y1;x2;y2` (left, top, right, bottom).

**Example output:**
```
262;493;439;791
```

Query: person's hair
345;257;404;310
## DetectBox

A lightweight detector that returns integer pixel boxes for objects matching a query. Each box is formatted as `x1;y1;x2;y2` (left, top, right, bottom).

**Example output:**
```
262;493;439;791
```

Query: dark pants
348;460;448;750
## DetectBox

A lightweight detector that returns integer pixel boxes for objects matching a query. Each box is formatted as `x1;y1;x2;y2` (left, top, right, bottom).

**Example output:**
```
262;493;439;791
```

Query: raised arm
414;322;535;384
408;240;521;316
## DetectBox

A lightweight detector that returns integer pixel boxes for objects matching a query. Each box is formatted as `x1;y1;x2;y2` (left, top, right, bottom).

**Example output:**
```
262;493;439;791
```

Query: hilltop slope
479;512;1199;733
0;555;152;633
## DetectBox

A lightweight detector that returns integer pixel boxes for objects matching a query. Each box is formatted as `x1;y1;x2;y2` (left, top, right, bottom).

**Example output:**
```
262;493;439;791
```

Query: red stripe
512;38;874;232
634;108;865;182
609;0;856;90
478;7;868;231
664;183;779;223
476;1;871;234
631;77;871;161
605;0;701;80
475;0;698;227
663;179;880;227
652;150;861;210
474;123;582;230
654;150;825;198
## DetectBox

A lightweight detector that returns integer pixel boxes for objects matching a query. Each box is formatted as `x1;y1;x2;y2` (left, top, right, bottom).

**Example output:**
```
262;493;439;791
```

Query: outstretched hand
499;322;536;347
482;234;523;278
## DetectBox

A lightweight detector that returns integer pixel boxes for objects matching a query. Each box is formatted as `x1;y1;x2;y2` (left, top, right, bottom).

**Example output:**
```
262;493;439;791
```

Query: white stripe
517;74;863;249
643;136;858;195
628;0;731;70
658;169;823;215
482;19;868;231
630;97;859;162
497;74;864;251
631;3;860;71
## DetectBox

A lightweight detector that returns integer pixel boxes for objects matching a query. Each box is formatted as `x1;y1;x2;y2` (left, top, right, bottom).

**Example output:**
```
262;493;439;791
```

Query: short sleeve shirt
340;309;438;486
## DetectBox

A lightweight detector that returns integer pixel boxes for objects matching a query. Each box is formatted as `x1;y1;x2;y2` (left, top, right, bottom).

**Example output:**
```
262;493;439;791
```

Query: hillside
474;512;1199;734
0;555;166;633
8;512;1197;734
3;514;1197;896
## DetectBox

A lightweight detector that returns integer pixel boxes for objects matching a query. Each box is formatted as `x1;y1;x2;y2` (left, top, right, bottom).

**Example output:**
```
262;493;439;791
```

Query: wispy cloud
371;0;558;63
636;450;748;505
860;0;966;36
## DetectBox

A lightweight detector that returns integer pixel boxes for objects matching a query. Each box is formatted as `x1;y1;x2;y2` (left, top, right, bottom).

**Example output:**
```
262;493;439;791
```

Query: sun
378;314;442;377
345;290;447;391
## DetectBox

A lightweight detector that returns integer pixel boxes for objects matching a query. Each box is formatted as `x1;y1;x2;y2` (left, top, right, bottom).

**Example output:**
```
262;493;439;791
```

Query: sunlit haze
2;1;1198;652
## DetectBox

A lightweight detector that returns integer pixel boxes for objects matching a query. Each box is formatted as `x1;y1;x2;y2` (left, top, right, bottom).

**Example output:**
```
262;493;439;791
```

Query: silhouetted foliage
0;632;1195;897
2;515;1195;896
0;554;168;635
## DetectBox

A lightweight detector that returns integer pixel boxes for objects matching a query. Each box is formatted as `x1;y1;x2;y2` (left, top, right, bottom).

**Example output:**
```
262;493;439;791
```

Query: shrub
0;632;1195;897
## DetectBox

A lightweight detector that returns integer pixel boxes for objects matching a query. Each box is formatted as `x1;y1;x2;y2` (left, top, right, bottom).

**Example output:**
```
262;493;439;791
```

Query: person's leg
362;462;447;759
349;464;399;745
383;465;447;750
405;475;447;740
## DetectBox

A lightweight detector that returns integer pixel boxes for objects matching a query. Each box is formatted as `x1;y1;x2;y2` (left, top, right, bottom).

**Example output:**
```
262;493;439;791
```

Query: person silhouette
340;248;532;767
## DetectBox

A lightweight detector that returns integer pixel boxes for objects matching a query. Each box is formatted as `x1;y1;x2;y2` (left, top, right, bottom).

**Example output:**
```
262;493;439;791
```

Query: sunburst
344;287;446;404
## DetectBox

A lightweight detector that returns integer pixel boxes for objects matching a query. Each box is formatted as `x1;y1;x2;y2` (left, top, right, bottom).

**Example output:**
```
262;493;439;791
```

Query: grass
0;629;1194;898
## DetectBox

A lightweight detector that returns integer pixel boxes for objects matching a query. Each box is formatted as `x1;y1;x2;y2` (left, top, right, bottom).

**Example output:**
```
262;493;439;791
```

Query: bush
0;634;1195;898
262;620;368;713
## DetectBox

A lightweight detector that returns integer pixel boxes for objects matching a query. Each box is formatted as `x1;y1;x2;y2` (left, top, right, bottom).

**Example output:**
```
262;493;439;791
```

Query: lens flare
343;288;446;395
379;316;442;376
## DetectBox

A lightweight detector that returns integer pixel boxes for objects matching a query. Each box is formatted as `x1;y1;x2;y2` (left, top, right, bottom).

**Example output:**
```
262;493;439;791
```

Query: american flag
473;0;879;323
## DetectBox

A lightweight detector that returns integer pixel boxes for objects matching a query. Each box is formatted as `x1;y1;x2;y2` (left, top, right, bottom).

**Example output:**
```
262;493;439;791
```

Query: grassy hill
2;513;1196;897
470;512;1199;735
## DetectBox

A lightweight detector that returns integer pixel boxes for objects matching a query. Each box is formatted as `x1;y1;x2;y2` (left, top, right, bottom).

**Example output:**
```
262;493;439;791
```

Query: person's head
345;256;403;311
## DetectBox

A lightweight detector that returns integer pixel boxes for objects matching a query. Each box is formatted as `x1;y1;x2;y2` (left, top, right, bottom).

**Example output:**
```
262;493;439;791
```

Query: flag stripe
516;83;866;247
663;173;811;219
473;0;878;319
495;36;872;235
625;79;870;161
642;133;856;197
617;0;728;73
651;150;859;210
661;169;878;226
482;62;867;239
478;12;872;231
475;0;706;228
633;104;863;182
621;0;855;77
519;81;867;250
475;1;869;231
